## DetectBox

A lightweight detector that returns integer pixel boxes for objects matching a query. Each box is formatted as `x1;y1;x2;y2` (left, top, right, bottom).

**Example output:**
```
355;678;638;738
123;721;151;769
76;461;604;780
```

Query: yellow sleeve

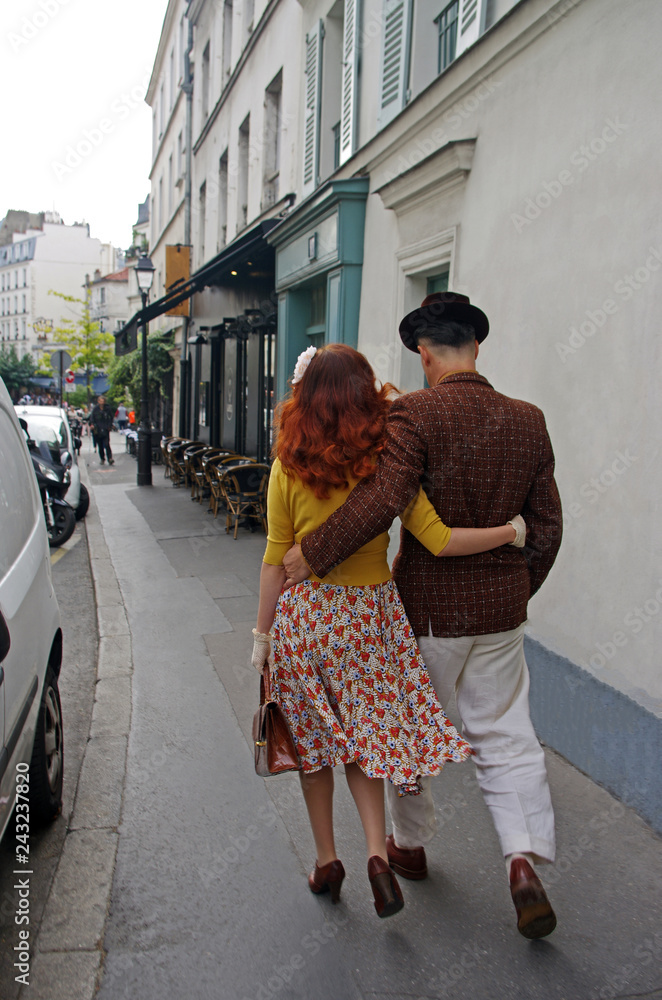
400;487;452;555
263;464;295;565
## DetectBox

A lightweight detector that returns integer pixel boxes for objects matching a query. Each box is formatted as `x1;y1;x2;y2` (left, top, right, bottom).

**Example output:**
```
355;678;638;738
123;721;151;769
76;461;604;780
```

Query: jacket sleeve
522;426;563;596
301;398;427;578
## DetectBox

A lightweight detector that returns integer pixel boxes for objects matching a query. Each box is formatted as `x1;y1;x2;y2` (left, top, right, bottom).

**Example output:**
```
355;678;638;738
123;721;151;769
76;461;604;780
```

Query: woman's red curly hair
274;343;392;499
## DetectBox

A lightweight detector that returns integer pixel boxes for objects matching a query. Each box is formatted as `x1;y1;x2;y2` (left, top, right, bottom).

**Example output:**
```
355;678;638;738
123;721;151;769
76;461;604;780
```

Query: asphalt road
0;526;97;1000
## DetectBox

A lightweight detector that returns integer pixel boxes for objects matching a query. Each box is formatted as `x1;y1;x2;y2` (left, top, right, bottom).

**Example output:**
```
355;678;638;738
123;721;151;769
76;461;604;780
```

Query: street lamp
134;253;155;486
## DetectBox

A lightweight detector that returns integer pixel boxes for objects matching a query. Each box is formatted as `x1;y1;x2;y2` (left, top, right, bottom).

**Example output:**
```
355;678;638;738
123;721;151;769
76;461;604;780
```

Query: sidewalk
30;433;662;999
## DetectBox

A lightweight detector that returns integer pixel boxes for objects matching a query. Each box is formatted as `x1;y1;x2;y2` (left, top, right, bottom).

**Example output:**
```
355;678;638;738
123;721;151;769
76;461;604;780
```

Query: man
115;402;128;431
90;396;115;465
283;292;562;939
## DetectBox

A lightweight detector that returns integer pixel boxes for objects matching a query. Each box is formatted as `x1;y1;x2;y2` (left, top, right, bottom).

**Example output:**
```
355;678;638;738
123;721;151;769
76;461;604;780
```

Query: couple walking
252;292;562;934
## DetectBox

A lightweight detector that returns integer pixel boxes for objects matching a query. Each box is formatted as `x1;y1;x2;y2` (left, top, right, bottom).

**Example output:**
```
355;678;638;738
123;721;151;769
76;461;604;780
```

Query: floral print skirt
271;580;473;795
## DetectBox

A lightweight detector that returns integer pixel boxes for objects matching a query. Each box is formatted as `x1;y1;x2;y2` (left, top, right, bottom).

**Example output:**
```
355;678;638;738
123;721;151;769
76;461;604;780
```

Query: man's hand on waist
282;543;311;589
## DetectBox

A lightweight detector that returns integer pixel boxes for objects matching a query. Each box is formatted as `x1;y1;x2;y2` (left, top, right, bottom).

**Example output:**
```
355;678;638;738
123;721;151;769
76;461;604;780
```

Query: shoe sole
388;860;428;881
517;904;557;939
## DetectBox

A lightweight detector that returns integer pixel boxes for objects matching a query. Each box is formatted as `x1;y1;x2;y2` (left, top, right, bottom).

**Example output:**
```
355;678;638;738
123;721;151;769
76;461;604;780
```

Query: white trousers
386;623;556;863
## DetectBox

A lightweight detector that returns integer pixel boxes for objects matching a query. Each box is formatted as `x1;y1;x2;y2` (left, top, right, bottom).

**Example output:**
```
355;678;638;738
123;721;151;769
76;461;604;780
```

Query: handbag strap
260;665;273;704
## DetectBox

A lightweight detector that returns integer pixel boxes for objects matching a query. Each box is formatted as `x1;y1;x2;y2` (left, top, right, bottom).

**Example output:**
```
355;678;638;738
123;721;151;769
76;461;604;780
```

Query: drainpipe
179;13;194;437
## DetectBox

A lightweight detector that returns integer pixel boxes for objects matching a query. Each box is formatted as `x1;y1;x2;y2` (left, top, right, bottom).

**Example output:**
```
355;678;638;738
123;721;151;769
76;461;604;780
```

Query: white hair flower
292;345;317;384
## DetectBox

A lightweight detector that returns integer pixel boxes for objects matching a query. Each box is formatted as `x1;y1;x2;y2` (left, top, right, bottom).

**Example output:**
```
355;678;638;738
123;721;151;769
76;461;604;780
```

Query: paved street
2;431;661;1000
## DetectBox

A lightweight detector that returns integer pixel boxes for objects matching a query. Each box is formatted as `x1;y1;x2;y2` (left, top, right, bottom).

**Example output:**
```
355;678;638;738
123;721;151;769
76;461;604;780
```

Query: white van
0;376;64;840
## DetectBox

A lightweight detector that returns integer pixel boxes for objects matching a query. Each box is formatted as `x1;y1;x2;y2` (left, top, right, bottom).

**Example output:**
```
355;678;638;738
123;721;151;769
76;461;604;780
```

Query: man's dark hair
415;321;476;350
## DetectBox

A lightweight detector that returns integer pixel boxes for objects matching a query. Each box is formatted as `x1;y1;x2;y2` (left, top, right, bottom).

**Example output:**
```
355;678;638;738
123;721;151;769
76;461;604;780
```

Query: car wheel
28;666;64;825
75;483;90;521
47;505;76;547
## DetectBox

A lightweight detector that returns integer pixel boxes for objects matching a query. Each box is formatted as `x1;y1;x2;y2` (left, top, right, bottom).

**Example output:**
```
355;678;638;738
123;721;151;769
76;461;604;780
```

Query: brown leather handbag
252;666;300;776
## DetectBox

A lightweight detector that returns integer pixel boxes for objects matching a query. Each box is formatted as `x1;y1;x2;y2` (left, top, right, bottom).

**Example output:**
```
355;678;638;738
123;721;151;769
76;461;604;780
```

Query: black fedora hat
399;291;489;352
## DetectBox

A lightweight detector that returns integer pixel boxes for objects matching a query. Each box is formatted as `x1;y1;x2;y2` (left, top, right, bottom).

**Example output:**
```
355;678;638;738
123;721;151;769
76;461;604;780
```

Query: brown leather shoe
509;858;557;939
368;855;404;918
308;859;345;903
386;834;428;880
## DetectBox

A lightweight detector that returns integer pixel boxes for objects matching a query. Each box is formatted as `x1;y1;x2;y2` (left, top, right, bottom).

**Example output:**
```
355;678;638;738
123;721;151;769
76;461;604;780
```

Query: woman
253;344;525;919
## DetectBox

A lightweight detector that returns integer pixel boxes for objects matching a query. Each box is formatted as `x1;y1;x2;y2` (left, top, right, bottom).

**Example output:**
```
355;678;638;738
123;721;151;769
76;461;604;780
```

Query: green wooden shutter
455;0;487;57
377;0;413;129
303;20;324;197
339;0;361;165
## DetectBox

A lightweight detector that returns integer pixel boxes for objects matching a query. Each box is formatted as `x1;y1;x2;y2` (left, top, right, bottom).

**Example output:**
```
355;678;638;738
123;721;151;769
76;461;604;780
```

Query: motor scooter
19;419;77;547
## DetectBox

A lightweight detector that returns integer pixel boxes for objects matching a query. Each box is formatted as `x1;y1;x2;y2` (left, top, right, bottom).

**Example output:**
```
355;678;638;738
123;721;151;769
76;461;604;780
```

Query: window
159;176;164;230
332;122;341;170
168;154;174;214
426;271;449;295
177;130;185;181
244;0;254;37
201;41;210;120
223;0;233;84
306;284;326;347
179;15;186;79
22;294;26;312
99;287;106;305
169;48;175;108
22;268;26;286
159;83;165;136
218;150;228;249
435;1;459;72
237;115;250;230
199;181;207;261
262;71;282;210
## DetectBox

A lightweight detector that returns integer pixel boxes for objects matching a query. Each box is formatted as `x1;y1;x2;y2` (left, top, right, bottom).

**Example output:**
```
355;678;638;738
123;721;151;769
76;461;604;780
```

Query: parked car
0;377;64;840
13;404;89;521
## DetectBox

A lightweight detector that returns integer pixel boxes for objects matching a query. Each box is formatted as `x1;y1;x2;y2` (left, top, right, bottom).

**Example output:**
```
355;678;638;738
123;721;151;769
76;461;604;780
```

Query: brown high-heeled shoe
308;859;346;903
368;855;404;918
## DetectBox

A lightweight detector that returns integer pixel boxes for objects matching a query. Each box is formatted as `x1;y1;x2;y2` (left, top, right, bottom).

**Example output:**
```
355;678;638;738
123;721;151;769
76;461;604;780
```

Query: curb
25;461;132;1000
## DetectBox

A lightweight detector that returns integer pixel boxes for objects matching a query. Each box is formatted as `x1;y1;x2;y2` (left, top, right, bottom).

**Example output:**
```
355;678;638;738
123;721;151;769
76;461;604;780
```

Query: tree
0;345;36;399
106;329;174;425
48;288;114;404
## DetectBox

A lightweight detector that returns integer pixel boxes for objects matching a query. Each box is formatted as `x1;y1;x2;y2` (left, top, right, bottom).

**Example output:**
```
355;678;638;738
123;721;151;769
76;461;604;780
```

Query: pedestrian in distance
90;395;115;465
253;342;528;919
283;292;563;940
115;402;128;431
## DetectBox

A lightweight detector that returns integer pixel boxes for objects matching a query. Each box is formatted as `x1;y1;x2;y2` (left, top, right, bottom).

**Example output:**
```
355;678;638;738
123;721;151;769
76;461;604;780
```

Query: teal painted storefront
266;178;370;399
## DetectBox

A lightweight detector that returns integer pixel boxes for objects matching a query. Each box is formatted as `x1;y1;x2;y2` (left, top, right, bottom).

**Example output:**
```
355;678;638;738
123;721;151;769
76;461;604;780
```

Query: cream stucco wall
346;0;661;706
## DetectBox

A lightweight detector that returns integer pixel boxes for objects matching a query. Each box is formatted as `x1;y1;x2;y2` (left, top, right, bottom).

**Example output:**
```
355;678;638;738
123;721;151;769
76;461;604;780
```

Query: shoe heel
328;878;343;904
308;860;345;903
368;856;404;919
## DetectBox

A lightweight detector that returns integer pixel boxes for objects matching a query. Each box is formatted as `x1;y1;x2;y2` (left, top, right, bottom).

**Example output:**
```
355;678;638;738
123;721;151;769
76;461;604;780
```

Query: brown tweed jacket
301;372;562;637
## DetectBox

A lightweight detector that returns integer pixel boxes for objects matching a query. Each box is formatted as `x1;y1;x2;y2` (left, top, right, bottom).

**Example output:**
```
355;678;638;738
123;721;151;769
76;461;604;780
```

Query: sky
1;0;170;251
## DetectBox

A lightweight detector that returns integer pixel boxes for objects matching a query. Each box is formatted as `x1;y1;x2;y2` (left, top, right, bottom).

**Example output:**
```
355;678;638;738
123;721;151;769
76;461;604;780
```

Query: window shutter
339;0;361;165
455;0;487;57
377;0;413;129
303;20;324;197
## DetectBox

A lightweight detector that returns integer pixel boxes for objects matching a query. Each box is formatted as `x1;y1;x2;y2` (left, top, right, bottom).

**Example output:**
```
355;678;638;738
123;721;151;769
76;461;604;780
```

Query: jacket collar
434;370;492;388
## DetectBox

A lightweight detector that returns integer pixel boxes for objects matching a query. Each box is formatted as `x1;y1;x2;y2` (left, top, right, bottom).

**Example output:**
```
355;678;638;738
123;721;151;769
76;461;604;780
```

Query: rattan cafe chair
220;463;270;539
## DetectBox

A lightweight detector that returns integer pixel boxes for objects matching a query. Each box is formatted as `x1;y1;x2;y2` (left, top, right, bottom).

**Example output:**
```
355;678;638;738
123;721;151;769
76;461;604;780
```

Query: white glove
507;514;526;548
251;628;272;673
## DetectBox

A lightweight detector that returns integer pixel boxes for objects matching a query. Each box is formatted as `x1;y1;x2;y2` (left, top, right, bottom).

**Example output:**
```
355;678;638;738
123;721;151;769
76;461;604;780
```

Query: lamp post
134;253;155;486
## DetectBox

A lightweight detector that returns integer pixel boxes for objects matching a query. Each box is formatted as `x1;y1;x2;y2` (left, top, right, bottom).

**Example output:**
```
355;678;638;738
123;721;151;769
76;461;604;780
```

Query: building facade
0;211;118;369
85;267;130;336
138;0;661;831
